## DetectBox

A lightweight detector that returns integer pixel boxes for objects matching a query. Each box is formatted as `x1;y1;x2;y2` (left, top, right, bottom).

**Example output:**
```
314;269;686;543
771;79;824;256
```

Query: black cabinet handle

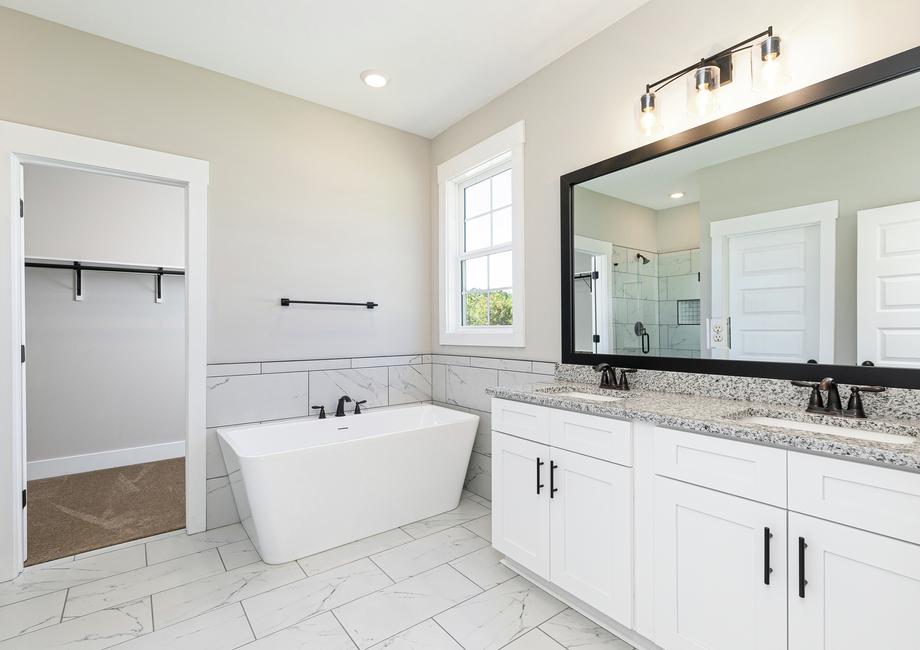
798;536;808;598
536;458;545;494
763;527;773;585
550;461;559;498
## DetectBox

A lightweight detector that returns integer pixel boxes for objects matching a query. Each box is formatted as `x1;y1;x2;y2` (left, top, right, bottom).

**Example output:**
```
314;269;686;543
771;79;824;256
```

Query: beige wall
0;8;431;364
430;0;920;361
656;203;700;253
574;187;657;251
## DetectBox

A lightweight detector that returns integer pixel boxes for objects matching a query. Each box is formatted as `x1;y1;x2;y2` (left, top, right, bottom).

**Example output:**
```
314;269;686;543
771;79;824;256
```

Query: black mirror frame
561;45;920;389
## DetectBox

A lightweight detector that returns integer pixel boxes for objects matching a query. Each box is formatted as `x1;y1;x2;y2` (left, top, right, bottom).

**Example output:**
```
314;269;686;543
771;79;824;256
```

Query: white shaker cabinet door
549;447;632;624
653;477;787;650
492;431;550;578
789;512;920;650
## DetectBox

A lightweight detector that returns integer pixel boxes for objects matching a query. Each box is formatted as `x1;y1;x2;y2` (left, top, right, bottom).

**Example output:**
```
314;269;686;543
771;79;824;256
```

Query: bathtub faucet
335;395;353;417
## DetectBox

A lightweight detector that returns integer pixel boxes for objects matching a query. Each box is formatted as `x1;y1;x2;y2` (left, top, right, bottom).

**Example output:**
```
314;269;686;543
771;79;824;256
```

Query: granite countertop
486;381;920;473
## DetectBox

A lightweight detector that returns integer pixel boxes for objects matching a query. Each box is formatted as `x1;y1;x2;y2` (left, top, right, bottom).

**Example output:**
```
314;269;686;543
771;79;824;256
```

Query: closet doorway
22;164;187;564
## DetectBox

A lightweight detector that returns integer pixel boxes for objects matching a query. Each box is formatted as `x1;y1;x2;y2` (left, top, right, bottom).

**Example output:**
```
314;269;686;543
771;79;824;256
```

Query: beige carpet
26;457;185;566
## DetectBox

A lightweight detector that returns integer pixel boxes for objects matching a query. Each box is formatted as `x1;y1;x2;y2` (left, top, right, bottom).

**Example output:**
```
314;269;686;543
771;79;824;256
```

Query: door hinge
22;489;26;509
592;334;601;343
21;344;25;364
19;198;24;218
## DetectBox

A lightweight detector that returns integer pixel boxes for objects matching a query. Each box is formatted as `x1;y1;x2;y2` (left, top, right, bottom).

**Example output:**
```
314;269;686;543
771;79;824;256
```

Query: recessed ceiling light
670;191;685;199
360;70;389;88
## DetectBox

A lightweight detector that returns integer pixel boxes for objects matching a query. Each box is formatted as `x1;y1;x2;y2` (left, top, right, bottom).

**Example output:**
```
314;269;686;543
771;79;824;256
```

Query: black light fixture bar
281;298;378;309
645;26;774;94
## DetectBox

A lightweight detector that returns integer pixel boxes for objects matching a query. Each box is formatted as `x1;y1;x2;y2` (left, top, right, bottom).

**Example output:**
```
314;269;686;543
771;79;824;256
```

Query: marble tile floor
0;490;634;649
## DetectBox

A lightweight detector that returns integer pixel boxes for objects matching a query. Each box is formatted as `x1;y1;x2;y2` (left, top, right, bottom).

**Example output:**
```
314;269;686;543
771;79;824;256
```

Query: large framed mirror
561;46;920;388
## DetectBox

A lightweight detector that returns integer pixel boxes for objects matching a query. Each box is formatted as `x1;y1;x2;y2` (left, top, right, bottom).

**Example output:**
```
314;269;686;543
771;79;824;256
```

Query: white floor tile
115;602;253;650
145;524;248;565
334;565;480;649
0;589;66;641
400;498;490;539
0;597;152;650
73;529;184;561
152;560;305;628
434;576;566;650
0;545;146;607
449;546;515;590
461;515;491;541
218;538;261;570
242;557;392;639
503;628;565;649
367;619;462;649
371;526;488;582
297;528;413;576
540;608;635;649
64;548;225;617
246;611;357;649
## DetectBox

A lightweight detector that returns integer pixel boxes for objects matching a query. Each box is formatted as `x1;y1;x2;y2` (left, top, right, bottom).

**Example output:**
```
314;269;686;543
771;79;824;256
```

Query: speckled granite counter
486;381;920;473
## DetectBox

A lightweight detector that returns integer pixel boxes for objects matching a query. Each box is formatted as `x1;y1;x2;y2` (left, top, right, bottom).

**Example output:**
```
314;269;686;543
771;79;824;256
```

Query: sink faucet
593;364;636;391
792;378;886;418
817;377;843;415
335;395;352;417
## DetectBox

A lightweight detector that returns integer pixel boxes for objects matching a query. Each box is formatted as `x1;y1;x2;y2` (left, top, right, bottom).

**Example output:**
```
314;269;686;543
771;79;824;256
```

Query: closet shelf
25;259;184;303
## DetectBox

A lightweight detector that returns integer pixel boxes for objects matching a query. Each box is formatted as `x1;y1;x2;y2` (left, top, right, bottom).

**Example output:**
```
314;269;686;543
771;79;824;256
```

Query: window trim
438;121;525;347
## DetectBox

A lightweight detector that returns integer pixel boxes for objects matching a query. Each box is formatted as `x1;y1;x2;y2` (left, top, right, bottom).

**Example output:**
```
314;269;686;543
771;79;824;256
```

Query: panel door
653;477;787;650
492;431;550;578
727;224;820;362
789;512;920;650
857;201;920;367
549;447;632;623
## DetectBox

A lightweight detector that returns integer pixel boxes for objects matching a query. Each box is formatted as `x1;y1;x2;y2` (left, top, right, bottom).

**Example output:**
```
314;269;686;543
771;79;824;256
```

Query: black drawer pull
798;536;808;598
763;527;773;585
550;461;559;498
536;458;545;494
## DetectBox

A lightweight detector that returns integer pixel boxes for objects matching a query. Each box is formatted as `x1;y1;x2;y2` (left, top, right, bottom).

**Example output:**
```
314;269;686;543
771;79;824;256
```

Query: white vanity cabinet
491;399;633;623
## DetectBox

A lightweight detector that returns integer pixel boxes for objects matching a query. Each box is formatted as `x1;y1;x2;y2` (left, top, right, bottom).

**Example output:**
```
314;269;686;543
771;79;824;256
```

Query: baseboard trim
28;440;186;480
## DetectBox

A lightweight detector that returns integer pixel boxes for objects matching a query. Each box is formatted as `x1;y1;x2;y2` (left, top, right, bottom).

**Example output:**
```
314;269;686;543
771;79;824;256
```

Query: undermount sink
554;391;625;403
739;416;915;446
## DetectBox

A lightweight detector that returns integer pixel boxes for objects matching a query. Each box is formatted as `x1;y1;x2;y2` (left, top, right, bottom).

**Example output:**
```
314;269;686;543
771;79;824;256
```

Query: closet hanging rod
281;298;378;309
24;261;185;275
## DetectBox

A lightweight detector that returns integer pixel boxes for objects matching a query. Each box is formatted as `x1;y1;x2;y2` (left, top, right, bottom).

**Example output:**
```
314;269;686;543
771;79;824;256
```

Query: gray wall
698;106;920;365
0;8;432;364
430;0;920;362
574;187;658;251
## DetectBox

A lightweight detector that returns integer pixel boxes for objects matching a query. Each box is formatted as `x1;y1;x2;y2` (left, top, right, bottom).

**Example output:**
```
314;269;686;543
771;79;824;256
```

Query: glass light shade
636;91;661;136
752;35;790;93
687;65;721;117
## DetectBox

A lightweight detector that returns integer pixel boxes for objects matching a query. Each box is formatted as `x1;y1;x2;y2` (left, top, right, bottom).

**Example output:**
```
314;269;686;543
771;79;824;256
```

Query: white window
438;121;524;347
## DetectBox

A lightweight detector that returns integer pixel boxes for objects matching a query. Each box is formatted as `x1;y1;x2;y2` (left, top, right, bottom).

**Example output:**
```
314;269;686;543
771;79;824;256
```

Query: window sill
440;327;525;348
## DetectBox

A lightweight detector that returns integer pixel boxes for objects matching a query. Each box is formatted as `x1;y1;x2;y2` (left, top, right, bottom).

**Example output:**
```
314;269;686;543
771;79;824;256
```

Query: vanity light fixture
637;26;787;132
669;191;685;199
360;69;390;88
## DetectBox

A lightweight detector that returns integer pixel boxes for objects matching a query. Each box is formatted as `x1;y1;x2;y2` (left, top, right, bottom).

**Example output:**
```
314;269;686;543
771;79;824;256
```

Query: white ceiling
1;0;649;138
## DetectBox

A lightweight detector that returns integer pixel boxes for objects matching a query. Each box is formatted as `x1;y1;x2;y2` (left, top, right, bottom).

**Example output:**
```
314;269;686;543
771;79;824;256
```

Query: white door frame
710;201;837;363
574;235;612;353
0;120;209;581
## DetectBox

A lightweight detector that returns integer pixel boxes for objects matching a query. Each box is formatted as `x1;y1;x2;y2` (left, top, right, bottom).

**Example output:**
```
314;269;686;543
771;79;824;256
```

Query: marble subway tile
207;363;261;377
399;497;490;539
666;274;700;301
115;601;253;650
352;355;424;368
261;358;352;373
152;560;305;628
333;564;480;649
309;368;389;413
388;365;432;405
242;557;392;638
0;597;152;650
434;575;566;650
64;548;226;617
0;545;146;607
246;611;357;649
449;546;515;590
658;250;692;277
206;428;228;479
297;528;413;577
206;372;308;427
540;608;634;649
217;538;261;570
0;589;66;641
146;524;248;565
206;476;241;528
464;451;492;500
472;409;493;455
497;370;553;388
431;364;447;402
445;365;497;411
367;619;462;649
371;525;488;582
462;514;492;541
470;357;533;372
531;361;557;376
430;354;471;366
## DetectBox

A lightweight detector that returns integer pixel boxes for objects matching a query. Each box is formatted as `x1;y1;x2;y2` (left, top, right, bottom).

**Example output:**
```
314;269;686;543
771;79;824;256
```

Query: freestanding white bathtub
217;404;479;564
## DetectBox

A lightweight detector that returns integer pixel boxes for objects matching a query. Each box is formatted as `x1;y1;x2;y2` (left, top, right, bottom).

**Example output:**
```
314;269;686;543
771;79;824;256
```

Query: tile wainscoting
204;354;557;528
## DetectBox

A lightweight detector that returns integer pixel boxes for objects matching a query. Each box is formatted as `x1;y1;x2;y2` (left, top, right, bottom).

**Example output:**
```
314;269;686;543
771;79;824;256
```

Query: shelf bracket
73;262;83;302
